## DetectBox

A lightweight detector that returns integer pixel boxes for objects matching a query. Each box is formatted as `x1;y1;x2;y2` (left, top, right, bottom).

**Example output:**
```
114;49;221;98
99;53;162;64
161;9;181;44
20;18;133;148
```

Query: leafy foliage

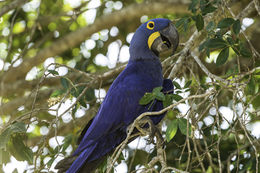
0;122;33;164
0;0;259;172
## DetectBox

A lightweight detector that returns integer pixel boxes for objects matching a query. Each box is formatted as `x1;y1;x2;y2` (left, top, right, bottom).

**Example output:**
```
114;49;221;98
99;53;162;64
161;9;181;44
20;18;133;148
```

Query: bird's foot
136;117;165;147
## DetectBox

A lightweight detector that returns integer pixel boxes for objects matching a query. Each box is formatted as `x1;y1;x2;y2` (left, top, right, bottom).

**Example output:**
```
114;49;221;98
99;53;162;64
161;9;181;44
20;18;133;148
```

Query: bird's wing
65;71;157;173
73;70;157;156
75;78;173;153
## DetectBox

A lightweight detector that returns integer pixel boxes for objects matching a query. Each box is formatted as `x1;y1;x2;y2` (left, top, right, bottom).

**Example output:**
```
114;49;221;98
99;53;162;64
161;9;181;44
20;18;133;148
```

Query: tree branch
0;0;28;17
253;0;260;16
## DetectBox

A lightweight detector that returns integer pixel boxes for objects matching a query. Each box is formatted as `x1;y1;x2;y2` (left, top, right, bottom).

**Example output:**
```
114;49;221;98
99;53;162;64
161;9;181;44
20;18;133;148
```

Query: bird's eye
146;21;155;30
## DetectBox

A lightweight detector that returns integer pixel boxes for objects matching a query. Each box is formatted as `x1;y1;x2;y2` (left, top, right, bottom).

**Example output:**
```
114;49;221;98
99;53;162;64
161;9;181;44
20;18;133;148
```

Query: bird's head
129;18;179;61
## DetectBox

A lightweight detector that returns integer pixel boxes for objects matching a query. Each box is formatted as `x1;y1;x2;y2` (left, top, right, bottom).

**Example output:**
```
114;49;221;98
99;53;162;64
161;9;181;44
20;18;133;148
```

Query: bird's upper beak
148;22;179;56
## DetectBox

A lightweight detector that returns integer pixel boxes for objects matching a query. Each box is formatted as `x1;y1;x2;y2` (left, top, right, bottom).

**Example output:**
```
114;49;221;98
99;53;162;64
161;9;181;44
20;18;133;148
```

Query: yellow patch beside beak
147;31;160;49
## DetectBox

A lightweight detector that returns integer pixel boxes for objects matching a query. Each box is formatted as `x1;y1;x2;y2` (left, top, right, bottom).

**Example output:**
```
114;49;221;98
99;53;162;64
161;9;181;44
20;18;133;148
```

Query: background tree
0;0;259;172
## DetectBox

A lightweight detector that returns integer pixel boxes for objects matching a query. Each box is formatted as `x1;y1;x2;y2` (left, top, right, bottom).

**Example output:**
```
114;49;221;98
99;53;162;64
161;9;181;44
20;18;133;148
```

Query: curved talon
136;117;165;146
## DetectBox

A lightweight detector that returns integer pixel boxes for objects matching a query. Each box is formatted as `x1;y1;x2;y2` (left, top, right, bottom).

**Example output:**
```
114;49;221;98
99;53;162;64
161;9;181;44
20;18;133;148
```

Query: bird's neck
127;58;163;81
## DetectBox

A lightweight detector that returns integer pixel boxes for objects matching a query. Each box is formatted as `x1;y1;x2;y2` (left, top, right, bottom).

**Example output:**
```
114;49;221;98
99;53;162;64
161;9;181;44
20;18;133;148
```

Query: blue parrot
55;18;179;173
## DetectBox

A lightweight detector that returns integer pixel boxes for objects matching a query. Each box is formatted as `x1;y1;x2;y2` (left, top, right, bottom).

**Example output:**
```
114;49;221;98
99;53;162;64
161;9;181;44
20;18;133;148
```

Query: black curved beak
151;22;179;56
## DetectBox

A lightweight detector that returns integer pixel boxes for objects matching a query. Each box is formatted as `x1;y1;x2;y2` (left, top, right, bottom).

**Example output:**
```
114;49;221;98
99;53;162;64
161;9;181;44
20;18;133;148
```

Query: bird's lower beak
149;23;179;56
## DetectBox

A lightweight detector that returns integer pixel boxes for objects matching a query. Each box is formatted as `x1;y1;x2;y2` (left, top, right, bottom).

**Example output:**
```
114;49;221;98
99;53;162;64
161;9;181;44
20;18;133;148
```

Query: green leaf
247;77;255;95
60;77;70;90
195;14;204;31
9;135;33;164
175;17;191;31
232;19;241;35
9;122;25;133
199;40;209;52
10;122;26;133
85;88;95;101
217;18;235;28
188;0;198;13
51;89;64;97
0;122;26;149
200;84;209;90
117;152;125;164
152;86;165;101
200;0;217;15
172;81;181;89
172;94;183;101
206;21;215;31
72;104;78;117
48;70;59;75
184;80;192;88
252;95;260;109
71;86;94;107
47;158;55;167
183;18;191;32
231;45;240;56
79;97;87;108
0;129;11;149
53;146;59;154
175;18;185;28
216;47;229;66
139;93;154;105
98;156;108;173
240;43;252;58
166;119;178;142
201;5;217;15
206;48;210;57
178;118;192;136
154;92;165;101
62;134;73;152
255;68;260;74
163;94;173;108
206;166;213;173
0;149;11;164
184;88;191;92
227;37;234;45
166;109;177;119
207;38;227;49
152;86;163;94
71;87;80;98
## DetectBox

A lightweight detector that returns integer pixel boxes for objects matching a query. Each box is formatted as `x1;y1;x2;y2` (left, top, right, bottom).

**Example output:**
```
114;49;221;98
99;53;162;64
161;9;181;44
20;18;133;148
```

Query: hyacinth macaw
55;18;179;173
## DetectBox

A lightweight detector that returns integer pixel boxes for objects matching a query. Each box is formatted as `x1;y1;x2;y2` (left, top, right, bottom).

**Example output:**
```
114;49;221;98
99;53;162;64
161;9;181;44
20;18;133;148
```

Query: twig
0;0;28;17
236;1;255;19
161;167;190;173
233;90;259;173
253;0;260;16
215;99;223;173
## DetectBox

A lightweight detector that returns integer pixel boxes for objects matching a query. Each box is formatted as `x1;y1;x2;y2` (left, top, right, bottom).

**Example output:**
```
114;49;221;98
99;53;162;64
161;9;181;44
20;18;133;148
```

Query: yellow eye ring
146;21;155;30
